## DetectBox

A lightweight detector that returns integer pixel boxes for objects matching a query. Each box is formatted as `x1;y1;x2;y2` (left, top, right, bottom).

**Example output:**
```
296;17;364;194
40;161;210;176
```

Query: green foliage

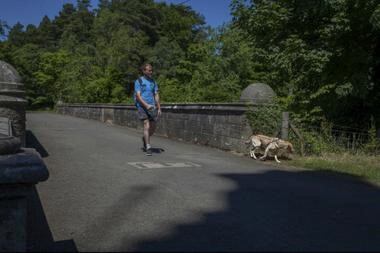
290;127;338;156
245;99;283;136
364;117;380;155
232;0;380;131
0;20;8;37
33;50;70;106
288;153;380;186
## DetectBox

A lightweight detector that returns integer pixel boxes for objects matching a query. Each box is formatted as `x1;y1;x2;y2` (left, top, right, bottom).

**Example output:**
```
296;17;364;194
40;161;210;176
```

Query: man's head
141;63;153;79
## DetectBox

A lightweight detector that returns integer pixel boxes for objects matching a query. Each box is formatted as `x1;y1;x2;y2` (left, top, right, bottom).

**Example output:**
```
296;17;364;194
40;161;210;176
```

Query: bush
245;100;283;136
364;117;380;155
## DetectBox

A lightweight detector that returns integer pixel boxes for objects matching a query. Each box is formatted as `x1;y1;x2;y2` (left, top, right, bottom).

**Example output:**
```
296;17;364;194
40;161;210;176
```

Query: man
134;63;162;156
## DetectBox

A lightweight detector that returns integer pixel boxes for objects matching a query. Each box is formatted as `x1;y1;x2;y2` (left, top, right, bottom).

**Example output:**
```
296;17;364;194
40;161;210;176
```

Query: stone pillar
0;61;48;251
0;61;28;146
0;148;49;252
281;112;289;140
240;83;277;136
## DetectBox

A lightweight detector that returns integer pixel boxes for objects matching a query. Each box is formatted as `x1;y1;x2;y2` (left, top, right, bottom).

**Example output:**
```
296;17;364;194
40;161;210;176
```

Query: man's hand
157;109;162;117
146;104;154;110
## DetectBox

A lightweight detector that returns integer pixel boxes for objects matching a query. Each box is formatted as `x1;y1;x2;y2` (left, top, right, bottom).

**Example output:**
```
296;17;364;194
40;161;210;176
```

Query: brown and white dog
245;134;294;163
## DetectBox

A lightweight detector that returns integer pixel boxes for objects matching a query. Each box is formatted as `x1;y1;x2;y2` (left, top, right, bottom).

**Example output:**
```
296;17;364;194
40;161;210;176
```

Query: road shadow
151;147;165;154
27;186;78;252
132;169;380;252
140;147;166;154
80;186;157;251
26;130;49;158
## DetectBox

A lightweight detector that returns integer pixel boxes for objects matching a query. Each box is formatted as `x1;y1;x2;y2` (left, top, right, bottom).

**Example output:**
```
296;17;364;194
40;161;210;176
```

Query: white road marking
128;162;201;169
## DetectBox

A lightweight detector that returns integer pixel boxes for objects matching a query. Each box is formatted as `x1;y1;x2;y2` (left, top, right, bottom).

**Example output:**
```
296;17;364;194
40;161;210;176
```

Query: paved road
26;112;380;252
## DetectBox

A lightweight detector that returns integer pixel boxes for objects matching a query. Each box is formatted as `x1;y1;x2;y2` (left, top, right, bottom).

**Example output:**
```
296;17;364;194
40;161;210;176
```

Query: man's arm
155;92;161;116
136;92;152;109
155;93;160;110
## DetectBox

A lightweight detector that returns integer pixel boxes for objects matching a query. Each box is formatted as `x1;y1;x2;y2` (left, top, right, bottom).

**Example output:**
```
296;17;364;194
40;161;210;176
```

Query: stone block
185;120;201;130
221;136;246;152
228;114;243;125
207;115;215;125
241;123;252;139
166;119;185;131
183;130;193;142
214;115;228;124
0;196;27;252
90;108;102;121
199;133;212;146
187;114;200;122
228;124;243;139
214;124;228;137
166;113;179;120
167;127;184;140
192;131;202;144
200;123;214;135
208;135;222;148
102;108;114;123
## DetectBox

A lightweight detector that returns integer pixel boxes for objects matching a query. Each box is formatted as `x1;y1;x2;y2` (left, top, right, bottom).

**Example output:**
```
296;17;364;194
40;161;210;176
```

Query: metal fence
289;123;379;155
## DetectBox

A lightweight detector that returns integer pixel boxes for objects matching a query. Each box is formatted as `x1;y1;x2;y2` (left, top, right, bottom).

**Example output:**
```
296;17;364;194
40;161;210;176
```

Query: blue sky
0;0;232;29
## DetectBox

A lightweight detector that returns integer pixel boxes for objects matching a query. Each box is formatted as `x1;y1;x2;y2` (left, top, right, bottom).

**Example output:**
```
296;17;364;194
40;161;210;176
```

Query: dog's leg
252;147;258;160
250;148;254;158
250;147;258;159
274;155;281;163
259;144;272;161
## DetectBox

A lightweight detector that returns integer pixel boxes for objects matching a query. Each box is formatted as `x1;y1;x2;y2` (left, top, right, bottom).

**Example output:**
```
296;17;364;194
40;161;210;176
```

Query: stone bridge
1;61;380;251
23;111;380;251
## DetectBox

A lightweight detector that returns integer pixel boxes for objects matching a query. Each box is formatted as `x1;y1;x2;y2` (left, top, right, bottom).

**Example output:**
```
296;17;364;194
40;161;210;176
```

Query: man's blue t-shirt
134;76;159;109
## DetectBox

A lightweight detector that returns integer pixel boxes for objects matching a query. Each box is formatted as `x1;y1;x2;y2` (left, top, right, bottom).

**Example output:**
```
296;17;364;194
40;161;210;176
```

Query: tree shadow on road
132;169;380;252
26;130;49;158
27;186;78;252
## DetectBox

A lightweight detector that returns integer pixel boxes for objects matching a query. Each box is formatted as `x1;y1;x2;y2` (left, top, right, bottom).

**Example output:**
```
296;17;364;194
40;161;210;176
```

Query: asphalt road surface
26;112;380;252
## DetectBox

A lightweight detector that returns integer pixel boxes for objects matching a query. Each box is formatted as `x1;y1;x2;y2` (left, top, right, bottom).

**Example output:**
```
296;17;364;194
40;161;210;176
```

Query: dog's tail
287;143;295;153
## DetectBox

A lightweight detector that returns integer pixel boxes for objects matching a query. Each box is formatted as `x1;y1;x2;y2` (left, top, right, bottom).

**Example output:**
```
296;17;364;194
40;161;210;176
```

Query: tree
7;23;25;47
231;0;380;132
32;50;70;107
0;20;8;37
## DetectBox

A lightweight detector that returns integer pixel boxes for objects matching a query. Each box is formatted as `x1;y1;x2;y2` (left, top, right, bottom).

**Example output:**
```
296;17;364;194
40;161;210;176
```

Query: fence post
281;112;289;140
289;122;305;157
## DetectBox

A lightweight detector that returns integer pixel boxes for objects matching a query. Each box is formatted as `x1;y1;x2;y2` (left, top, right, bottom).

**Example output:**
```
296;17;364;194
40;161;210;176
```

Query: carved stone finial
0;61;22;84
0;61;27;147
240;83;276;104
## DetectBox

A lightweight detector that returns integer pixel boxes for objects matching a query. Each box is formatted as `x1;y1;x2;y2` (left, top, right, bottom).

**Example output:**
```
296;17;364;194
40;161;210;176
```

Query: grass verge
287;153;380;186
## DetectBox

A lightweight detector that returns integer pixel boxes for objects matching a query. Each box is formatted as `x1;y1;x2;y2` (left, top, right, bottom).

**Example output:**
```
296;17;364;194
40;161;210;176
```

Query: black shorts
137;107;158;121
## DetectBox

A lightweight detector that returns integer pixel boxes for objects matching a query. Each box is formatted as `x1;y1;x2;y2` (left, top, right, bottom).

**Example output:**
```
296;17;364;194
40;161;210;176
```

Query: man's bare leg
149;121;156;137
143;119;150;146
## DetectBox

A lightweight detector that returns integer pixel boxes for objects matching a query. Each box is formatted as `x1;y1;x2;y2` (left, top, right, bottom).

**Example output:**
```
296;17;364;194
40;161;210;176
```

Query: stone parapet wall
57;103;255;153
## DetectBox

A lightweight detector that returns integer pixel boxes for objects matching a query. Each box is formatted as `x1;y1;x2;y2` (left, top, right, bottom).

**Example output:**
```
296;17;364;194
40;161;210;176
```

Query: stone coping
57;102;269;112
0;148;49;185
0;90;25;93
0;95;27;104
0;82;24;86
